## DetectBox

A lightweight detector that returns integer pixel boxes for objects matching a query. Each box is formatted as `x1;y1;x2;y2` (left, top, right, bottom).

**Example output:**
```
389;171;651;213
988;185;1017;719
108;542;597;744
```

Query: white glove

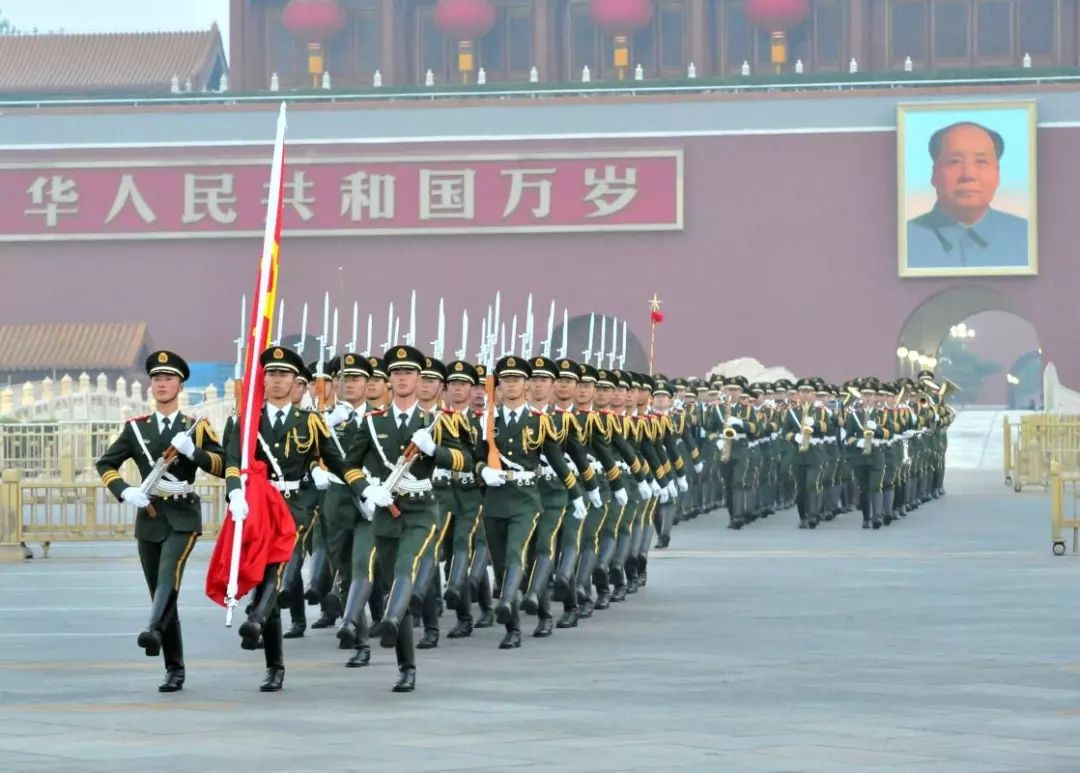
480;466;506;487
677;476;689;493
121;486;150;510
571;497;588;520
614;488;628;507
694;462;704;474
587;489;603;508
227;489;248;522
327;403;352;428
658;487;670;504
637;481;653;500
725;416;742;428
170;433;195;460
411;428;436;456
650;480;662;497
363;484;394;508
715;439;725;451
311;466;331;491
358;499;375;521
866;420;878;431
856;439;866;450
666;482;678;500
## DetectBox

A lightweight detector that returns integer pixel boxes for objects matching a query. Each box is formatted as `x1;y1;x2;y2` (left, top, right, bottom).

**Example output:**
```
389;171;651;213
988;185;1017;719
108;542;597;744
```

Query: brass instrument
798;402;812;453
862;428;874;456
938;378;961;401
721;426;735;463
721;401;734;463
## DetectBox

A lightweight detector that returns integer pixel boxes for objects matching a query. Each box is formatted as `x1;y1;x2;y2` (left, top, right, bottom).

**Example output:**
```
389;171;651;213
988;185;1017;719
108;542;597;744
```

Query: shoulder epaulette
128;414;150;423
367;408;387;417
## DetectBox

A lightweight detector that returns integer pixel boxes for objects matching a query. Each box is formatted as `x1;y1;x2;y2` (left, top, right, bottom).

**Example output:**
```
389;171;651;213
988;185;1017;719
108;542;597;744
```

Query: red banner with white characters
0;150;682;240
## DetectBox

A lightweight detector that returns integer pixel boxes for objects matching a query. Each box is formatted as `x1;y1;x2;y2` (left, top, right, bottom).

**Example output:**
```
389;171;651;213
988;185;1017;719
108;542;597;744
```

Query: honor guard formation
95;304;955;696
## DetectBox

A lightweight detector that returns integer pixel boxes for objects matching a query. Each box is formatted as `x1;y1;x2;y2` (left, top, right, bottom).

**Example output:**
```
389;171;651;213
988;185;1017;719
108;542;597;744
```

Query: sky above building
1;0;230;55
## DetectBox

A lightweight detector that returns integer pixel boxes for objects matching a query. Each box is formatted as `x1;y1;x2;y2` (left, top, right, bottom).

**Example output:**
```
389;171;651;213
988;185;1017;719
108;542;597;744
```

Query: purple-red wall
3;129;1078;383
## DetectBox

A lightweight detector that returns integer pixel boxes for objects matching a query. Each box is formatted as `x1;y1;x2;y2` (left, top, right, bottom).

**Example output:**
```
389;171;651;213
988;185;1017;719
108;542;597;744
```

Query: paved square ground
1;471;1078;772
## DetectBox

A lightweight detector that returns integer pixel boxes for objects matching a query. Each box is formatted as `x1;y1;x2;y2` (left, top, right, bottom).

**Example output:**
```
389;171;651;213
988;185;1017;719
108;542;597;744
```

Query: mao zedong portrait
906;121;1029;269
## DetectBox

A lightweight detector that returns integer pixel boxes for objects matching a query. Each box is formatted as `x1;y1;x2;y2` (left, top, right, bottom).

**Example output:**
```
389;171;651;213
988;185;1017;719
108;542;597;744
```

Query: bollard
0;469;25;561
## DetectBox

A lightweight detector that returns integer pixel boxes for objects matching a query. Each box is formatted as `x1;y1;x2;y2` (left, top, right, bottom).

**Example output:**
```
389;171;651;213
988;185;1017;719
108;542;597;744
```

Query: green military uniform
843;380;892;530
782;379;831;529
342;345;470;692
440;361;485;639
95;350;225;693
224;346;347;692
475;355;585;649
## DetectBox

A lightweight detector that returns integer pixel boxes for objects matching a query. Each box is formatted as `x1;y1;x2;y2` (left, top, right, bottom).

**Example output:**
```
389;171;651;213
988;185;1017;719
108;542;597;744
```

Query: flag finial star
648;294;663;312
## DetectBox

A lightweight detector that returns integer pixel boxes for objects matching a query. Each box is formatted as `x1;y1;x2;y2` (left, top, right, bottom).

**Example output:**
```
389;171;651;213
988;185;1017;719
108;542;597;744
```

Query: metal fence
1003;414;1080;493
1048;463;1080;556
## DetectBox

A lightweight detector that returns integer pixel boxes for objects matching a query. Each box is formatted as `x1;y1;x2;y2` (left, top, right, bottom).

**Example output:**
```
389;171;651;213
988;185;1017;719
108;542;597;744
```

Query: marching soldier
96;351;225;693
341;345;471;691
783;378;828;529
475;355;587;649
441;360;484;639
844;379;891;529
322;352;377;669
224;346;347;692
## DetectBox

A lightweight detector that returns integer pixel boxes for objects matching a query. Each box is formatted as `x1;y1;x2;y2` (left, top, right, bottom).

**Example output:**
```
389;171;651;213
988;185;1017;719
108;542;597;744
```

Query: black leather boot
336;575;372;650
393;666;416;693
260;612;285;692
495;561;525;626
276;543;305;607
370;574;414;649
882;489;895;526
346;644;371;668
552;544;578;603
137;587;176;658
239;567;281;650
522;554;553;616
467;544;489;595
410;556;437;611
303;547;331;605
475;573;495;628
443;550;470;611
871;491;883;529
158;617;185;692
283;592;306;639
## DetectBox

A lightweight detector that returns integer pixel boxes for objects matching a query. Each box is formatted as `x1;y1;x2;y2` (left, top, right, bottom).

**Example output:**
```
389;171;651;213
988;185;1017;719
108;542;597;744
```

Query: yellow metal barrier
1049;462;1080;556
1008;414;1080;493
1;469;227;545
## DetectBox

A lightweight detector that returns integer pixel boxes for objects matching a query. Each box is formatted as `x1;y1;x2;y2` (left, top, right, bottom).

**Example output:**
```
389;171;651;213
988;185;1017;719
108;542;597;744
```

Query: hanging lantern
282;0;347;88
433;0;496;84
590;0;653;80
746;0;809;74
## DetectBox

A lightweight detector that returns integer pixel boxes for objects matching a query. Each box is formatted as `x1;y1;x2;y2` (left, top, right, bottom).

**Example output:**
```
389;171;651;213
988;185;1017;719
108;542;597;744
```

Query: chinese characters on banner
0;151;683;240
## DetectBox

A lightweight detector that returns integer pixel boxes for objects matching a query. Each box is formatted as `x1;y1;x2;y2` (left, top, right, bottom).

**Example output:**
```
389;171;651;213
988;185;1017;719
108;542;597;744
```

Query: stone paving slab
1;471;1079;771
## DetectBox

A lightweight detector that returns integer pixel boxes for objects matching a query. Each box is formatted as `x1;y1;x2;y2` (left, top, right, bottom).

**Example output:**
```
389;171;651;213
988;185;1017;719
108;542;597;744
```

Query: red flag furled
650;309;665;323
205;104;295;616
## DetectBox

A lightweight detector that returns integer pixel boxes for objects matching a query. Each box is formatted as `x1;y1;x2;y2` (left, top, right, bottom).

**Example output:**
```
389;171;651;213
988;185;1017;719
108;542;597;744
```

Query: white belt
809;438;825;446
873;439;888;447
451;471;477;483
395;477;433;495
504;470;536;483
271;480;302;493
589;461;603;474
538;464;556;479
432;469;452;483
748;439;760;448
152;482;195;498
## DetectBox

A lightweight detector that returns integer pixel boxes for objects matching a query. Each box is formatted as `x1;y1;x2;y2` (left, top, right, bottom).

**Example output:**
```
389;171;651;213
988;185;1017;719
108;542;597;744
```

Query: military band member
224;346;348;692
844;379;892;530
342;345;471;692
96;351;225;693
783;378;828;529
467;363;497;629
475;356;586;649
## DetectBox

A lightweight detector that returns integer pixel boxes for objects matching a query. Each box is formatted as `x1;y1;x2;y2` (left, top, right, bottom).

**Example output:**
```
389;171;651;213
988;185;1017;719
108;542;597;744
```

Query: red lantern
433;0;496;40
745;0;810;31
281;0;346;44
432;0;496;84
590;0;653;35
589;0;653;80
745;0;809;73
281;0;346;87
